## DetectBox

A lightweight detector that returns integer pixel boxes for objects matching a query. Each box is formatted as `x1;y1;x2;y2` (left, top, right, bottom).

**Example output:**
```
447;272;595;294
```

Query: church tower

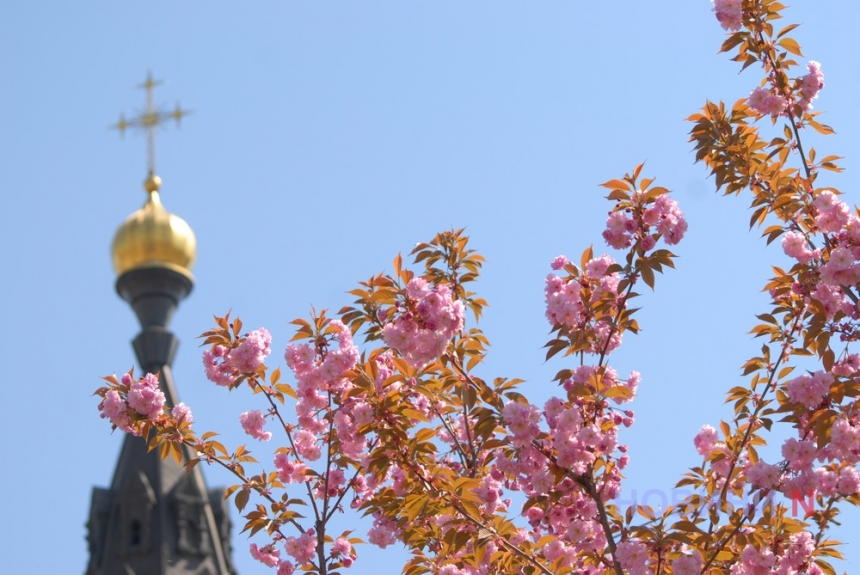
86;74;236;575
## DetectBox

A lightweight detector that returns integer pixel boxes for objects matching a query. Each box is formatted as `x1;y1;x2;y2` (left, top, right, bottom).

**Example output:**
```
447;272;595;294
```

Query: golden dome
111;173;196;279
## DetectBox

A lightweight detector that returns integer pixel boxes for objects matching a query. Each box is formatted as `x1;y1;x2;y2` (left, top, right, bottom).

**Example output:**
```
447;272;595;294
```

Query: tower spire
87;75;235;575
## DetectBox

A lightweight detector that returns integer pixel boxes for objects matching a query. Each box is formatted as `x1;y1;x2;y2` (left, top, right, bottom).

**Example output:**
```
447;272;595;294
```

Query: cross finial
112;71;190;177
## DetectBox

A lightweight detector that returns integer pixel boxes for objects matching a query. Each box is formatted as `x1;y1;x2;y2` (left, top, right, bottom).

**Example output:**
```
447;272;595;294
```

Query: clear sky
1;2;859;574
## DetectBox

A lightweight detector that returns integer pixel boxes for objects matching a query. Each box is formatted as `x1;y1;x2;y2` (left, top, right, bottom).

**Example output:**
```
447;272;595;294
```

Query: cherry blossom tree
96;1;859;573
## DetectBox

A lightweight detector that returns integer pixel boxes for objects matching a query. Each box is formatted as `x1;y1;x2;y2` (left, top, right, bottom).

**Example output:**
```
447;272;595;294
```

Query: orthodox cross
112;72;190;176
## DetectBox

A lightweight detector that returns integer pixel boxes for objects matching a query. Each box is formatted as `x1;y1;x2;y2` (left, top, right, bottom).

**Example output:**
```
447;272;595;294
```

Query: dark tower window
129;519;142;547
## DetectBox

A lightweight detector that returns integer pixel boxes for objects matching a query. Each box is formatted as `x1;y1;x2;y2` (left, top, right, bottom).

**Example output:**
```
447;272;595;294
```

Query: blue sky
1;2;859;574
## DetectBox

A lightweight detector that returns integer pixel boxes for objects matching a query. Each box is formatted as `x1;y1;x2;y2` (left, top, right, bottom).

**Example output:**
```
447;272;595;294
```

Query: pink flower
782;438;817;473
240;410;272;441
781;231;817;264
694;424;719;457
785;372;830;409
584;254;615;277
783;531;815;569
127;373;166;420
382;282;464;368
603;212;634;249
712;0;742;31
277;561;295;575
274;452;309;484
331;537;354;561
830;417;860;462
250;543;280;567
647;195;687;245
98;389;132;433
832;354;860;376
673;552;702;575
746;460;782;489
615;540;650;575
367;515;398;548
544;274;583;328
798;61;825;111
550;255;569;270
819;246;860;286
748;87;788;117
171;402;193;424
740;544;776;573
837;466;860;495
293;429;321;460
814;190;850;233
229;328;272;373
503;401;541;447
203;345;236;387
284;532;316;564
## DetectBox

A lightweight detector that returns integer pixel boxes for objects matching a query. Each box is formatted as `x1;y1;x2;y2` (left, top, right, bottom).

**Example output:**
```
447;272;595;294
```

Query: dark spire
87;265;237;575
89;75;236;575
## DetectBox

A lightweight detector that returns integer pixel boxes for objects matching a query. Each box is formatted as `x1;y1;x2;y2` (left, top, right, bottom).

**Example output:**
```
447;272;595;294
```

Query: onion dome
111;173;196;279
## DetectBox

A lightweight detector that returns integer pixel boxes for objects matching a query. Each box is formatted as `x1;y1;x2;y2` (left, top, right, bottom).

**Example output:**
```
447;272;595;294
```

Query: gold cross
112;72;190;176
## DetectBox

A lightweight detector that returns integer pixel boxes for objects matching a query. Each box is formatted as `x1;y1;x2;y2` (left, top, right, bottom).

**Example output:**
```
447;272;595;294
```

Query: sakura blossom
126;372;166;420
203;327;273;386
712;0;742;31
747;87;788;117
284;531;316;565
785;372;831;409
239;409;272;441
694;424;719;457
615;540;650;575
781;230;818;264
171;402;193;424
797;61;825;111
249;543;280;567
98;388;132;433
381;280;465;368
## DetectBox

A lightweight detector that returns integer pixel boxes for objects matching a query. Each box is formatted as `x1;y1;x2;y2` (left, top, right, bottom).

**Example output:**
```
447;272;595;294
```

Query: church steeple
86;74;236;575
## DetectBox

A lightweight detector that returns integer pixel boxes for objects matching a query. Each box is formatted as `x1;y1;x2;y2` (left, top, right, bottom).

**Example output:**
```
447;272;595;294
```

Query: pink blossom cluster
693;424;719;457
249;529;350;573
712;0;742;31
240;409;272;441
781;231;819;265
330;537;356;567
496;390;633;561
748;62;824;117
813;191;850;235
284;531;316;564
673;552;703;575
99;388;133;433
127;372;166;419
705;404;860;505
797;61;824;112
615;540;650;575
747;87;788;117
603;193;687;250
544;254;625;354
785;371;831;409
367;511;399;548
172;402;193;424
782;191;860;322
285;320;359;434
98;372;167;433
203;327;272;386
381;278;465;368
249;542;280;567
693;424;742;479
830;416;860;463
729;533;819;575
273;451;309;484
